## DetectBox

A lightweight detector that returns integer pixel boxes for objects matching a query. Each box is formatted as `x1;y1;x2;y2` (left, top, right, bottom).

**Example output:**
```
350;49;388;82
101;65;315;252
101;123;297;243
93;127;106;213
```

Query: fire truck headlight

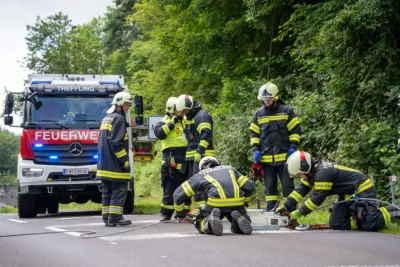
22;168;44;178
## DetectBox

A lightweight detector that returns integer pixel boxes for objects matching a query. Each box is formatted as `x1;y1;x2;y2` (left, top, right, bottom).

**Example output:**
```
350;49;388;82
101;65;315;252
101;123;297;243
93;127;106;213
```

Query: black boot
231;210;252;235
208;208;223;236
108;218;132;227
160;214;172;222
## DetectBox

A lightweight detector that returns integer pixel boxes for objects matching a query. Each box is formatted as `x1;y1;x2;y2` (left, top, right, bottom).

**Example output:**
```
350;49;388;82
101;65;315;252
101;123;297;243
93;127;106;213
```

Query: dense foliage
23;0;400;200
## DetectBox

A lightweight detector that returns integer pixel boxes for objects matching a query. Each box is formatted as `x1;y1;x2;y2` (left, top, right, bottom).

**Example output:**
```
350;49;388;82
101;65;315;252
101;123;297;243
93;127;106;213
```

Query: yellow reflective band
287;117;300;131
176;164;182;170
184;119;195;125
160;203;175;210
265;195;279;202
204;175;227;199
261;155;273;163
334;164;361;173
356;178;373;194
162;124;171;135
237;175;249;188
229;170;240;199
301;179;312;188
289;134;301;142
100;123;112;131
199;140;209;148
244;196;251;203
258;115;289;125
108;206;123;214
101;206;110;214
200;218;206;233
124;133;128;140
207;197;244;207
203;150;215;156
182;181;195;197
197;122;212;133
250;123;260;134
185;206;191;210
115;149;127;158
194;200;206;208
379;207;391;225
305;199;319;211
289;191;303;203
314;182;333;191
96;170;131;180
174;203;184;211
251;137;260;146
186;151;196;158
274;153;287;162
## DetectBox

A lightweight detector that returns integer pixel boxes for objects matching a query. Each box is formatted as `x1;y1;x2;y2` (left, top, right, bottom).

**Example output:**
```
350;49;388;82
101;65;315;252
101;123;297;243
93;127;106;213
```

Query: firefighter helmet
165;97;177;114
257;82;279;101
175;94;194;113
286;150;312;178
107;92;133;113
199;156;221;170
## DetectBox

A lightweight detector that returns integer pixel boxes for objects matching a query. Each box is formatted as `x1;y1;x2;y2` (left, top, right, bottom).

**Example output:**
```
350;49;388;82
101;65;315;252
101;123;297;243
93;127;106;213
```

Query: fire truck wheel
18;194;38;218
123;191;134;214
47;195;59;214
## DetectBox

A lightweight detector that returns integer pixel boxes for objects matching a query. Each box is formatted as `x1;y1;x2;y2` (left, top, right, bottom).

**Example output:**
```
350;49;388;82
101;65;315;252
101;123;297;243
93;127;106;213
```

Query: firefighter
276;150;400;231
96;92;133;227
154;97;191;221
173;156;254;236
175;94;214;207
250;82;301;211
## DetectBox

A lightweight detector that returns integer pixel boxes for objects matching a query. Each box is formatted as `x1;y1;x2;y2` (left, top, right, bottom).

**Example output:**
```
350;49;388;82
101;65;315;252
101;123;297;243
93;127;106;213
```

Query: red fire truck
3;74;143;218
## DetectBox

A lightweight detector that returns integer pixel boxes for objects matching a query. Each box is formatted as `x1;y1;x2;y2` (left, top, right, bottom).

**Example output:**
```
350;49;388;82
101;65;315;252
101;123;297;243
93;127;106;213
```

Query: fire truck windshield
25;96;112;129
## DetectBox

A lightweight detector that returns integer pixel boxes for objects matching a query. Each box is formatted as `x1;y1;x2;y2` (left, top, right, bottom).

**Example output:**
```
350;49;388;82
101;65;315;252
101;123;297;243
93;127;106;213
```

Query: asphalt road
0;211;399;267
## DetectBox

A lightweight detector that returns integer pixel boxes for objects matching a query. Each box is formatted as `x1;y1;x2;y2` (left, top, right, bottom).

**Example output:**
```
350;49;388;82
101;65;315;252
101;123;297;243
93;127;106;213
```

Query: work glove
253;150;261;163
287;148;296;159
275;205;288;215
122;161;130;171
194;152;202;163
290;209;303;221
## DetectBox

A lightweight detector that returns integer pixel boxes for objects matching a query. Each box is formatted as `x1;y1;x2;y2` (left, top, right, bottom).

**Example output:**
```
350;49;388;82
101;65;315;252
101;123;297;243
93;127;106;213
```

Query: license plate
63;168;89;175
134;155;152;162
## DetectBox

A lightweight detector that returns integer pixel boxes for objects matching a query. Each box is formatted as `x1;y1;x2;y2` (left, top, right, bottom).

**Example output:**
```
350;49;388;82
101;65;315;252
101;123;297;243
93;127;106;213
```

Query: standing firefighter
154;97;190;221
97;92;133;227
175;94;214;207
250;82;301;211
276;151;400;231
173;157;254;236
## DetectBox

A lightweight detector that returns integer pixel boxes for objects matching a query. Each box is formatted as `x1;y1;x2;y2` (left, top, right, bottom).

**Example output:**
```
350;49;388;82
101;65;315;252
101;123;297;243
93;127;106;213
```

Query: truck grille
32;144;98;166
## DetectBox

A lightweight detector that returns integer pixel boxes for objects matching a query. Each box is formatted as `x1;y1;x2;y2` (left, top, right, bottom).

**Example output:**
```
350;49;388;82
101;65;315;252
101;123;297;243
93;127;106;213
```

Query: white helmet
175;94;194;113
107;92;133;114
257;82;279;101
286;150;312;178
199;156;220;170
165;97;177;114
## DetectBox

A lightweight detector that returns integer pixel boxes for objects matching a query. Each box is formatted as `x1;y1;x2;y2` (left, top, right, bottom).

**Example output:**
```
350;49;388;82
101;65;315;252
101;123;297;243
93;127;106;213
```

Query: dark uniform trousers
329;188;385;231
102;180;128;222
187;160;205;208
161;167;191;215
263;165;294;211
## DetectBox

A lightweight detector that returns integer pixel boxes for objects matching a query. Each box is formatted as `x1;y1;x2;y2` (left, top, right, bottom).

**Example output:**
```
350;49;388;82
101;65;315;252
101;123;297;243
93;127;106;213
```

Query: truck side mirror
4;94;14;115
4;116;13;126
134;95;143;115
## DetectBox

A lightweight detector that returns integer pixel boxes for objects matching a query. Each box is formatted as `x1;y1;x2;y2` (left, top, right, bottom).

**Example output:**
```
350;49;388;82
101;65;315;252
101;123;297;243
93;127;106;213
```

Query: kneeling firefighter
154;97;191;221
97;92;133;227
276;151;400;231
173;157;255;236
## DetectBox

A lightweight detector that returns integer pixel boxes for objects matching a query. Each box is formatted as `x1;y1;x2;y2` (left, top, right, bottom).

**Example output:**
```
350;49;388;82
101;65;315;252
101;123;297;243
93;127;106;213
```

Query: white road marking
110;242;117;245
45;226;83;237
51;220;160;228
8;219;27;223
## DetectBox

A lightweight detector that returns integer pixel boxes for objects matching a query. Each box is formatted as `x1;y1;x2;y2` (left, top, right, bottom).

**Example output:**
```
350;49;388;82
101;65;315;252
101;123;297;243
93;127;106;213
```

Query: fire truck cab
4;74;137;218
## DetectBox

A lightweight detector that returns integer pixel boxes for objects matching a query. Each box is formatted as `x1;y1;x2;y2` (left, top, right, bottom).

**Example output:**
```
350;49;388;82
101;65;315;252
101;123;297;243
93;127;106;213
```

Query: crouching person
173;156;254;236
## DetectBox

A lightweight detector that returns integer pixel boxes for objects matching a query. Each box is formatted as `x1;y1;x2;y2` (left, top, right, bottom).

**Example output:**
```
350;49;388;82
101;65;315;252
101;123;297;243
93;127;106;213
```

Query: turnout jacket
173;165;254;215
96;110;130;181
250;101;301;166
154;115;188;160
183;102;214;160
284;161;374;215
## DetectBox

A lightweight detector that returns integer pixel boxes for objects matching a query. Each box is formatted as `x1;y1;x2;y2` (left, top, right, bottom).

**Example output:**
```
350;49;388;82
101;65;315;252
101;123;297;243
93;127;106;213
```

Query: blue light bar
99;80;120;86
31;80;52;85
49;156;58;159
34;144;43;148
93;154;99;159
